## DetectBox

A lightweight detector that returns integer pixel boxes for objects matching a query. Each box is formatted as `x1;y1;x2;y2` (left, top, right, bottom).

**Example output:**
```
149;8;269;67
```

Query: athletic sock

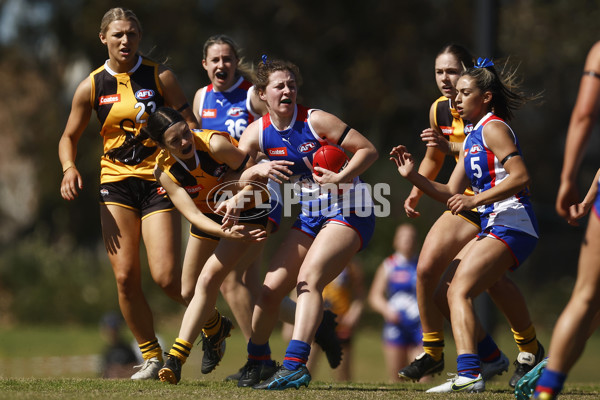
477;334;501;363
534;368;566;398
202;308;222;337
457;353;481;378
247;339;273;365
512;324;539;354
168;338;193;364
422;331;444;361
139;338;162;361
282;339;311;370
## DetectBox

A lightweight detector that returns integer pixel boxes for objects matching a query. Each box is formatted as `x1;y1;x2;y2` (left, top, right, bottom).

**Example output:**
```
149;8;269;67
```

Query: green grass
1;321;600;399
0;379;598;400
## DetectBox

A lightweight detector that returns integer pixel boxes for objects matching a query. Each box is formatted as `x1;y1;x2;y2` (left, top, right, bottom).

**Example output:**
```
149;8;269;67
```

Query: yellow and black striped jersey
432;95;472;163
155;129;237;213
432;95;474;196
90;56;164;183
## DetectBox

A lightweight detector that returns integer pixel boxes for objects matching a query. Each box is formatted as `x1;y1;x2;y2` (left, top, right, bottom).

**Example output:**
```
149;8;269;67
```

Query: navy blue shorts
292;209;375;251
478;225;538;270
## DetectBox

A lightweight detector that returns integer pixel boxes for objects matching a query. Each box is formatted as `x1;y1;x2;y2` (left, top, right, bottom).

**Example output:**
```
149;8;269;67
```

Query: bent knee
257;286;288;312
446;283;471;308
416;258;446;286
181;286;195;304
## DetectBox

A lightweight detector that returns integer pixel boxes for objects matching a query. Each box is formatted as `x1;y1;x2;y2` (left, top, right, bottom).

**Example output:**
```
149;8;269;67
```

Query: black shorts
99;177;175;218
190;208;269;241
444;208;481;228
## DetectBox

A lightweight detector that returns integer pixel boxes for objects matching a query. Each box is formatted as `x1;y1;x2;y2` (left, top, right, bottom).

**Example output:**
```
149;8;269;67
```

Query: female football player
235;57;378;390
392;57;539;393
58;7;195;380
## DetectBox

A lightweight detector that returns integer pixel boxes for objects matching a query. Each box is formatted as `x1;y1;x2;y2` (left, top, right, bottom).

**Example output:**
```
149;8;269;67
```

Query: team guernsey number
224;118;248;139
470;156;482;178
134;101;157;124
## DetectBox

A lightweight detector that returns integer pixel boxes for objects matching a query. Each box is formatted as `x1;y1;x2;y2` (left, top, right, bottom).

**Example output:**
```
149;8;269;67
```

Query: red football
312;145;349;177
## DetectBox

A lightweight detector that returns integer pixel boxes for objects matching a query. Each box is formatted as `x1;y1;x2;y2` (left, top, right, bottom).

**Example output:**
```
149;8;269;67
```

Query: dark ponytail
461;62;540;122
104;107;185;161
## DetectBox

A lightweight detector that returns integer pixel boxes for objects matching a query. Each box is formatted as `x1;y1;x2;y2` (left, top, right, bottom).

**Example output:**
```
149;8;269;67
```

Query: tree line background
0;0;599;334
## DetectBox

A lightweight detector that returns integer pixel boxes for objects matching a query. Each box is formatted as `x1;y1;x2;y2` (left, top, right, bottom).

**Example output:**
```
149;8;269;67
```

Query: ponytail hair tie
475;57;494;68
262;54;268;65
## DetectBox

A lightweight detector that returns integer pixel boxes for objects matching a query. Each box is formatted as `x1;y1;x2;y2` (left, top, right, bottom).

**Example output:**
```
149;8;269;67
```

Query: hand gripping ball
312;145;349;177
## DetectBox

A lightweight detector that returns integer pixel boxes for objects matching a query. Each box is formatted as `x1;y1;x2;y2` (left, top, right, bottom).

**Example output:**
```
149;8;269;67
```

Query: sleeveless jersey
91;56;164;183
384;253;420;326
463;112;538;238
433;95;475;196
259;105;370;217
196;77;260;140
155;129;235;213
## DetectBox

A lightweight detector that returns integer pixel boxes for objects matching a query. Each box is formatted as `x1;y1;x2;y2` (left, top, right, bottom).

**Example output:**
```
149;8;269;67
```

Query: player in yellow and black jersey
91;56;165;182
110;107;291;384
58;7;198;381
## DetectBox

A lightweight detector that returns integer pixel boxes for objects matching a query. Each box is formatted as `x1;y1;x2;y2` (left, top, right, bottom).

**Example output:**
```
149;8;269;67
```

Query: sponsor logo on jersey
227;107;244;117
99;94;121;105
470;144;483;154
202;109;217;118
297;141;317;153
135;89;155;100
268;147;288;156
440;125;453;135
185;184;204;194
156;186;166;195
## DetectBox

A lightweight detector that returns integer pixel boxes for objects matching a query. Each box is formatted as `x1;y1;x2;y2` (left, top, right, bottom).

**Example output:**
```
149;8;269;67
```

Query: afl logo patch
227;107;244;117
135;89;155;100
297;142;317;153
156;186;166;195
100;188;109;196
470;144;483;154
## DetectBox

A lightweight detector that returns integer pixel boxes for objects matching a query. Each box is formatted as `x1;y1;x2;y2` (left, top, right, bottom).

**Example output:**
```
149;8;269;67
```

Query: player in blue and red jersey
235;58;378;390
369;224;422;382
392;57;540;394
400;45;544;387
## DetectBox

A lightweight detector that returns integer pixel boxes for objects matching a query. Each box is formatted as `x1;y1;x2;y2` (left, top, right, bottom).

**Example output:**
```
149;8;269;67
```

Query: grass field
1;319;600;399
0;377;599;399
